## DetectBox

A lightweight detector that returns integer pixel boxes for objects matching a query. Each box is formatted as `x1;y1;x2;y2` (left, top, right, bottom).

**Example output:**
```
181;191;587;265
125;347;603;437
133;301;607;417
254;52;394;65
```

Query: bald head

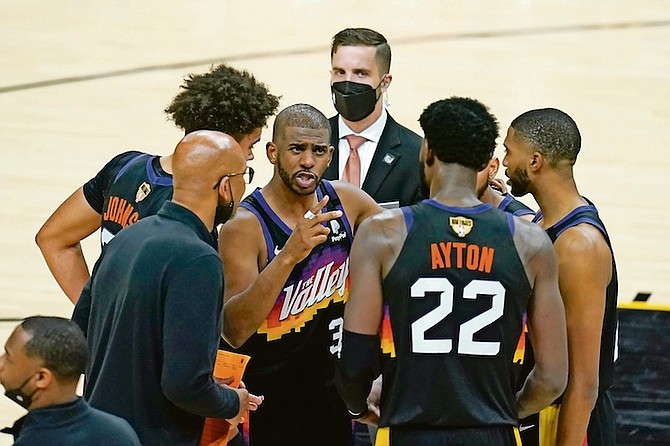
172;130;246;195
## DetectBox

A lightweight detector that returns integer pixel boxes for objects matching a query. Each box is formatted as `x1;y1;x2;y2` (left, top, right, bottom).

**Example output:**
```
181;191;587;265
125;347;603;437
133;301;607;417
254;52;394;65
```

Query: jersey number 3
411;278;505;356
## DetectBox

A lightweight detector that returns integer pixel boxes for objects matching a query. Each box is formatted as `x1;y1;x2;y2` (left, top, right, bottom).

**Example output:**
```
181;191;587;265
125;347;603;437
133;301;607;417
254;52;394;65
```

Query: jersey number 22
411;278;505;356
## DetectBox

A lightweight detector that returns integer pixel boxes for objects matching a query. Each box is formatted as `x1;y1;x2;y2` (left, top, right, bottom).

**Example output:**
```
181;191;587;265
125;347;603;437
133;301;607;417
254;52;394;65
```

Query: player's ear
326;145;335;167
489;158;500;179
266;142;278;165
425;147;435;167
529;152;543;172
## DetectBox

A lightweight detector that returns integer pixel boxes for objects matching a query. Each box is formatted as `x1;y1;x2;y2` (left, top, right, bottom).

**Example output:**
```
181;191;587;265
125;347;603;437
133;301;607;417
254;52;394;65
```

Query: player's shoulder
97;150;149;176
221;206;260;234
330;180;378;207
512;215;553;258
358;207;405;241
107;150;149;165
554;223;610;257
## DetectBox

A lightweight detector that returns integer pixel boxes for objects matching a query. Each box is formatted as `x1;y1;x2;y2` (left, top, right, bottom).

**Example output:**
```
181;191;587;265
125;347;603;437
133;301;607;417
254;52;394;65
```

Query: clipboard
199;350;251;446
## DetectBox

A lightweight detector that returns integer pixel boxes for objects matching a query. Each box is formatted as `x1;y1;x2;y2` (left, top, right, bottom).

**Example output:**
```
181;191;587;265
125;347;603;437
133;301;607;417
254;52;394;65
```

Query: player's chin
292;181;320;196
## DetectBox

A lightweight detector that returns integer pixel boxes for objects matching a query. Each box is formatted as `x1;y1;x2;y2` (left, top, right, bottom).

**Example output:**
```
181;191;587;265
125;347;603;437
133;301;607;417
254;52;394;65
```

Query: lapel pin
382;153;396;165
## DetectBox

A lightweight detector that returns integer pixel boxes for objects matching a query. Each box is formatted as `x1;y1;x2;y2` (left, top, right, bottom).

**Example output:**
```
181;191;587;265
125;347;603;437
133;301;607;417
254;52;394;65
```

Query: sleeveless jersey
498;194;535;218
532;200;618;391
379;200;532;428
83;151;173;247
235;180;354;390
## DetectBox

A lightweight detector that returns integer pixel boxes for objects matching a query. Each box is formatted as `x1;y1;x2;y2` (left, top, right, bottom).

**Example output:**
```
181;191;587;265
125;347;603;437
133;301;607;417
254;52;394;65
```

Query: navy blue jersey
379;200;532;428
83;151;173;246
226;180;355;446
533;200;618;391
232;180;354;385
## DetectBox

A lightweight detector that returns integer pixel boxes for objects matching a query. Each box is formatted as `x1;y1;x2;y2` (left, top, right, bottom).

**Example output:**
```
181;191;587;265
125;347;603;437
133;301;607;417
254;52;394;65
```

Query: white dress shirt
337;109;388;184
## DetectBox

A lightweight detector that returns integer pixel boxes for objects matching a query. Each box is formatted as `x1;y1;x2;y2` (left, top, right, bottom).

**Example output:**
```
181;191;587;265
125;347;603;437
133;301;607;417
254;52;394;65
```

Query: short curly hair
165;64;280;138
510;108;581;167
21;316;88;383
419;97;499;170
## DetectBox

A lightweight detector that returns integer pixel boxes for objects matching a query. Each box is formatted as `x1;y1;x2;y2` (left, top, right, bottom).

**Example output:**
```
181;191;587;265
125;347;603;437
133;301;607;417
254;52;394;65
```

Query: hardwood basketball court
1;0;669;441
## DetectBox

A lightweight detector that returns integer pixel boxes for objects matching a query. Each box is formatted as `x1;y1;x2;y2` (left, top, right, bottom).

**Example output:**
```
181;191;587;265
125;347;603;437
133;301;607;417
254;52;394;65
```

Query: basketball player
503;108;618;446
336;97;569;446
36;64;280;304
218;103;382;446
72;131;261;446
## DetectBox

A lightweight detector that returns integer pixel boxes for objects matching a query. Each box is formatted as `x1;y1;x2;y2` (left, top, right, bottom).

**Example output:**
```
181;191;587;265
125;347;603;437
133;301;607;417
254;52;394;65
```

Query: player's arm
35;187;101;304
220;197;342;347
336;210;404;420
554;226;612;446
516;224;568;418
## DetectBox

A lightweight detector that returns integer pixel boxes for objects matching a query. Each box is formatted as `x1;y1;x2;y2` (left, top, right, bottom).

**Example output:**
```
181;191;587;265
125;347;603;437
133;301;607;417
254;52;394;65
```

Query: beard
508;166;531;196
277;156;321;196
476;179;489;199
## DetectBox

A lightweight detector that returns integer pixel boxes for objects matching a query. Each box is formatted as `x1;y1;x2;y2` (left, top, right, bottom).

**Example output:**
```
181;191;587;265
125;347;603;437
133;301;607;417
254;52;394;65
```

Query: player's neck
262;178;320;225
430;166;481;208
533;173;586;228
480;186;504;208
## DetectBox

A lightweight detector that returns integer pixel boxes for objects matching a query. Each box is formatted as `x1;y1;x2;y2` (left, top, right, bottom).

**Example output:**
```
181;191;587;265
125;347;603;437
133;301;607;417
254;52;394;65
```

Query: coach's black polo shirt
73;201;238;446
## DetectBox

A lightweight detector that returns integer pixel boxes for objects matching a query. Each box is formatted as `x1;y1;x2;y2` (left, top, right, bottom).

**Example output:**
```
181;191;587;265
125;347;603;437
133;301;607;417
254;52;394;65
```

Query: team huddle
0;27;617;446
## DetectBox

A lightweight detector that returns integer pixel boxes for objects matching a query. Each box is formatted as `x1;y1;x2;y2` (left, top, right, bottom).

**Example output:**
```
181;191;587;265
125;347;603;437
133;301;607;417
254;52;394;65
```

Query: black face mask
5;374;37;410
331;79;384;122
214;197;234;227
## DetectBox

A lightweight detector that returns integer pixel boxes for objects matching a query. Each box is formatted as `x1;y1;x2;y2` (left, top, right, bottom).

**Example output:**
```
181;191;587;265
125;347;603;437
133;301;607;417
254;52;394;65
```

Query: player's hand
489;177;508;194
224;386;264;426
367;375;382;406
279;196;342;265
355;404;380;426
214;376;235;386
357;376;382;426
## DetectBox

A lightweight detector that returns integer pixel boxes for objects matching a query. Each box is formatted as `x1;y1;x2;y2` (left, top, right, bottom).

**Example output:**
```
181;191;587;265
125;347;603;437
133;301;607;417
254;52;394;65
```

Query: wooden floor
1;0;669;439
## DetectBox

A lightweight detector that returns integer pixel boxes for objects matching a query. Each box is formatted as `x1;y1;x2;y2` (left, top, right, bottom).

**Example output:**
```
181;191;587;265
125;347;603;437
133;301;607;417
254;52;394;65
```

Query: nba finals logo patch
449;216;473;237
136;182;151;202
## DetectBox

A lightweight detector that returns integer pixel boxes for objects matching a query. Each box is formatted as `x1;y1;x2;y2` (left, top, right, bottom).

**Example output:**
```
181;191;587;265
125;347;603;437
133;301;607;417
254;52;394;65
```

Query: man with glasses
219;104;382;446
36;64;279;304
73;131;263;446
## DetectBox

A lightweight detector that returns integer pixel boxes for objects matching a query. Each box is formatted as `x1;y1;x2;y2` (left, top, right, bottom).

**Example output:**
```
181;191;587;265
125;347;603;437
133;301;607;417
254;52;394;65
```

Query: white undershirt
337;109;388;184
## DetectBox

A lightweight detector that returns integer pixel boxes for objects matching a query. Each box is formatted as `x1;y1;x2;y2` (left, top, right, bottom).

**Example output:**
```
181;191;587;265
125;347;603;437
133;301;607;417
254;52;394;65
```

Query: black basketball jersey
379;200;532;428
533;200;618;391
233;180;354;391
83;151;173;247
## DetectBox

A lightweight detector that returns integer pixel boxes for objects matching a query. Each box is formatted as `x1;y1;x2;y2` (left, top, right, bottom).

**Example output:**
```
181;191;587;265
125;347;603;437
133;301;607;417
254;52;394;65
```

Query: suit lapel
362;116;402;198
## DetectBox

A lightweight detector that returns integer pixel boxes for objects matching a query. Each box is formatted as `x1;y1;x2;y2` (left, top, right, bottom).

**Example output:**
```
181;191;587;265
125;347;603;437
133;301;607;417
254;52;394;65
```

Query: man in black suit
325;28;423;207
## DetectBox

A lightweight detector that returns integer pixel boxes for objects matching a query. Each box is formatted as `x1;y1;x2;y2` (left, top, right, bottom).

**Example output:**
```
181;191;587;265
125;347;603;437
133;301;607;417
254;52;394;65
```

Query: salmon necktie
342;134;367;188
